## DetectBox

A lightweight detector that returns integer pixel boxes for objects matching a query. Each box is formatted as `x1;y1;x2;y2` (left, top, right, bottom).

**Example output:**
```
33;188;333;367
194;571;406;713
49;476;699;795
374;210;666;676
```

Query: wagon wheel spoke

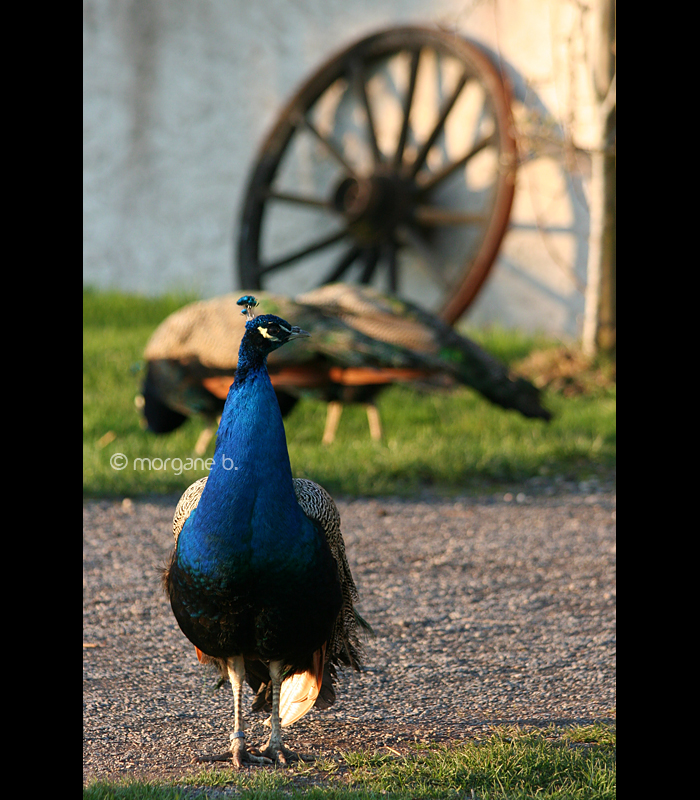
321;244;363;284
298;114;358;177
385;238;399;292
408;71;469;179
259;228;349;275
395;224;451;289
359;246;381;283
263;189;331;210
394;48;421;168
349;55;381;165
417;132;496;194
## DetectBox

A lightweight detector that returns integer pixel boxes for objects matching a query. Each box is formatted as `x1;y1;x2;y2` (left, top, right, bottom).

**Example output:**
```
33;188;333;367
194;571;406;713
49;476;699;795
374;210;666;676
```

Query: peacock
163;297;368;766
141;283;551;452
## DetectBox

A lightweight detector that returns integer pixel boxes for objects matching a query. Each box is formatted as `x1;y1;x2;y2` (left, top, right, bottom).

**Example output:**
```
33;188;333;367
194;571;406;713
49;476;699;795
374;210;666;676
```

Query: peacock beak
288;326;311;340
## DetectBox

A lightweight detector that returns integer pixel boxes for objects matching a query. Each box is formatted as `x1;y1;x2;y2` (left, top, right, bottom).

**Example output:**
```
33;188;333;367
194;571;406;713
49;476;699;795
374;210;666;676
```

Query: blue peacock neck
214;343;294;486
177;331;307;574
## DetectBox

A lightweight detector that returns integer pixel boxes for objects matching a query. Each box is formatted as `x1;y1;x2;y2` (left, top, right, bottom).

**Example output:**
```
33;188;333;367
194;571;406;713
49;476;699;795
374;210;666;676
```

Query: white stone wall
83;0;607;338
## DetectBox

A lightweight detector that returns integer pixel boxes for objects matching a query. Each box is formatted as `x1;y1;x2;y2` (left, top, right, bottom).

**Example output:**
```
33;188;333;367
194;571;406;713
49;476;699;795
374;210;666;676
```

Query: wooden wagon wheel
237;26;517;324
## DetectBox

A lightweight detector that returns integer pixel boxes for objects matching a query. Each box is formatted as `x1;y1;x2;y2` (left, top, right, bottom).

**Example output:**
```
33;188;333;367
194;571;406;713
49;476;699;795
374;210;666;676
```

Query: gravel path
83;485;616;784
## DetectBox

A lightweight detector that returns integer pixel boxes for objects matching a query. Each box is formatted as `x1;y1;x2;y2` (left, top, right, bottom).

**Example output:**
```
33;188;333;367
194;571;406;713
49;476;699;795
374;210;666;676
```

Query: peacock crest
236;295;259;321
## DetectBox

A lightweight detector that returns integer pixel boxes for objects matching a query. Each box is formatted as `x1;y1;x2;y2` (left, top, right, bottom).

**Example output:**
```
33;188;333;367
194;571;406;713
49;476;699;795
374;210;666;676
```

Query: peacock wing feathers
172;476;208;540
296;282;440;354
292;478;369;668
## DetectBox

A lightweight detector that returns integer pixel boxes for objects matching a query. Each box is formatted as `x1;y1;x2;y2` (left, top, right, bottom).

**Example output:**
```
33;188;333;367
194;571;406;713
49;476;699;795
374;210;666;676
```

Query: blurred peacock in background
163;297;370;766
141;283;551;453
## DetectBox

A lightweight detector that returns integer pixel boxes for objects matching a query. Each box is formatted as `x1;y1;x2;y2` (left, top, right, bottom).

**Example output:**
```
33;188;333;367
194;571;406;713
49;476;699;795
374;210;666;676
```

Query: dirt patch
84;486;616;785
514;347;615;397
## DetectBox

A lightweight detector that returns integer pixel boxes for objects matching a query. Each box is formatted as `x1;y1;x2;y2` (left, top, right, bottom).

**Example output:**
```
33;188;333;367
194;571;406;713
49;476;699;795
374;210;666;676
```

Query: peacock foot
259;738;310;766
231;734;273;769
194;735;273;769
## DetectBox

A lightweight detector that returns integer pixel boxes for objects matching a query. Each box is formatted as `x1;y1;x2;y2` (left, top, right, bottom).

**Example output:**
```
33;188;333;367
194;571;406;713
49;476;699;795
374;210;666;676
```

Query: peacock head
236;295;310;355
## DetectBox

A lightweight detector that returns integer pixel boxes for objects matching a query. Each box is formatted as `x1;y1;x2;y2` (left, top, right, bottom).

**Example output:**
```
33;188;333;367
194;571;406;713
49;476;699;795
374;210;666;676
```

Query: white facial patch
257;324;290;342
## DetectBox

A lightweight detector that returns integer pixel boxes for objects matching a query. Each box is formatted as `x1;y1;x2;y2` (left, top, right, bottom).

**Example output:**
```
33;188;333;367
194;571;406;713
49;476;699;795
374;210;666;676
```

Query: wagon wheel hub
332;172;416;244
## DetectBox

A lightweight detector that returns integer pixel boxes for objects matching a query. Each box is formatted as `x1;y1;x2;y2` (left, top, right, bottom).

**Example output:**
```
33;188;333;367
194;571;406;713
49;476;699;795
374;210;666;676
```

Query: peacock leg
260;660;302;764
228;655;273;767
365;404;382;441
194;426;214;456
322;401;343;445
193;415;221;456
197;655;271;767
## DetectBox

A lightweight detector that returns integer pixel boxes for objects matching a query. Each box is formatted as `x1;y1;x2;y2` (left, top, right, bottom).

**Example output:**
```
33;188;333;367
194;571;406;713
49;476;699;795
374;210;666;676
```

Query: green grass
83;289;615;498
83;723;616;799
